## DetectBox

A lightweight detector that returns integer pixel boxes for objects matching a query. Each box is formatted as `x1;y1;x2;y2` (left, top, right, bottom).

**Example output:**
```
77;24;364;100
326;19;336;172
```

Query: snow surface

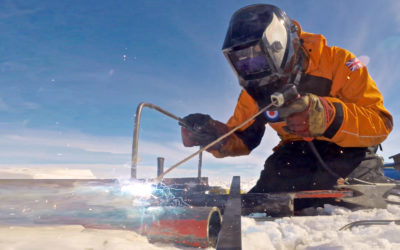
0;169;400;250
242;205;400;250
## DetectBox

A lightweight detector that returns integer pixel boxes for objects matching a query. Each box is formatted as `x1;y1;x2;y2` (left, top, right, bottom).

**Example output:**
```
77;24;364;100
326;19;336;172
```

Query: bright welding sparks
120;181;155;198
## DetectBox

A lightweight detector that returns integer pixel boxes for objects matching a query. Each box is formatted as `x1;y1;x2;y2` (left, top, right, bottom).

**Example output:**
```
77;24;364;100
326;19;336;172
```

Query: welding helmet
222;4;303;107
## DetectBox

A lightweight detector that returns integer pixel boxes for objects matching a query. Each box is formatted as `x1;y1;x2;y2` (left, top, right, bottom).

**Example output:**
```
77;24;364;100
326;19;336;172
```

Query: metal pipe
198;151;202;179
131;102;181;179
157;157;164;177
145;206;222;248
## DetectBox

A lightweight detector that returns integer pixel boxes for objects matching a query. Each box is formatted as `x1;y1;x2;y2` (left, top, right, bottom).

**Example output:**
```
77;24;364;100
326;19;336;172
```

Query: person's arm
207;90;267;158
319;47;393;147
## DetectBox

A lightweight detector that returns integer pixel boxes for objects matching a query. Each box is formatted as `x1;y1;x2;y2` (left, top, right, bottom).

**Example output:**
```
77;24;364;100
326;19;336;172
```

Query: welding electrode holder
270;84;299;108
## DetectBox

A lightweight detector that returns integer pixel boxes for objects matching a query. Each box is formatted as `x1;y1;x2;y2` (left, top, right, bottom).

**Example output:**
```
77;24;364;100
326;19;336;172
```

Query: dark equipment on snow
216;176;242;250
389;153;400;173
336;183;400;208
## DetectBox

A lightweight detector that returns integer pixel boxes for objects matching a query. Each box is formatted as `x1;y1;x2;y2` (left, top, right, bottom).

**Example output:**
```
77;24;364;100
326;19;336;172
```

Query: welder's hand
180;113;228;148
278;93;333;137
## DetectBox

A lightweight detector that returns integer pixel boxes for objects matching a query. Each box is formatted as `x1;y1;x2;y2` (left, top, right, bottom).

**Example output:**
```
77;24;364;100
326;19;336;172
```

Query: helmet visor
226;43;274;80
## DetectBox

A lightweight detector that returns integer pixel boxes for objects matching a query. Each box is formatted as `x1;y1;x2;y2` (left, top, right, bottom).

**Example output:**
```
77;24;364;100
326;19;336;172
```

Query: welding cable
307;142;387;186
307;141;342;180
339;220;400;230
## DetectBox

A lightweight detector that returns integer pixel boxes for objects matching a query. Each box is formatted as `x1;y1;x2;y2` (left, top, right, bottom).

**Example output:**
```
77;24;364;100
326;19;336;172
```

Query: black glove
180;113;226;147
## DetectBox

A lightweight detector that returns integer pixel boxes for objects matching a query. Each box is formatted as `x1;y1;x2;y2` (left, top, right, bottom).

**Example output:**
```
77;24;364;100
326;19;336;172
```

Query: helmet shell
222;4;299;83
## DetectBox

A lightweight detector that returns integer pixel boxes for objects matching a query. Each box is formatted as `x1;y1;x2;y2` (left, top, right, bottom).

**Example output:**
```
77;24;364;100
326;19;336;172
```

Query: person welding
180;4;393;193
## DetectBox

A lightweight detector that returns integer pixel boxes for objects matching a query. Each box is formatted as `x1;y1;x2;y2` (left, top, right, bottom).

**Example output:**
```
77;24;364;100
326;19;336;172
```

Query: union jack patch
345;57;364;71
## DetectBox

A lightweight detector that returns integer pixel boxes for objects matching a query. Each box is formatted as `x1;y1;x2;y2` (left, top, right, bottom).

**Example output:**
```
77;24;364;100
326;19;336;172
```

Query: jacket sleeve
207;90;266;158
318;46;393;147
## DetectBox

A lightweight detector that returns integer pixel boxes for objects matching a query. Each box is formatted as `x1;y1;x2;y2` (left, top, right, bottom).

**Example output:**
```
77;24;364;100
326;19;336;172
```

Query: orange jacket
210;21;393;158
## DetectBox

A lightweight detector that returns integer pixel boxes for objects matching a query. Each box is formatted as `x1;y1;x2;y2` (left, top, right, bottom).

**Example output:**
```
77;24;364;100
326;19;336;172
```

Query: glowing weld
120;182;155;198
119;180;190;207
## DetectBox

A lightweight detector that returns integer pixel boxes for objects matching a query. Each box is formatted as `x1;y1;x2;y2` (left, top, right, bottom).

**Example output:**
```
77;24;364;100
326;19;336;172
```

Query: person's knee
346;155;392;183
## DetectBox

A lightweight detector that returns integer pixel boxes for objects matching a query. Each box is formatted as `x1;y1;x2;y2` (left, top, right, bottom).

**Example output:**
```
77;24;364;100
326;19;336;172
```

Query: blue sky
1;0;400;179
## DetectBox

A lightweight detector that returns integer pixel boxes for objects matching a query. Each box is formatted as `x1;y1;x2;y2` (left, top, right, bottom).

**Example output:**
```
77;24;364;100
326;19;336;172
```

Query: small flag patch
345;57;364;71
265;110;280;122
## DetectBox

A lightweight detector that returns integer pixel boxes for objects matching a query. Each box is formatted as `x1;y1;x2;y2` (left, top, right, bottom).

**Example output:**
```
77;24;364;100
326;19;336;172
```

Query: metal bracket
389;153;400;172
336;183;397;208
216;176;242;250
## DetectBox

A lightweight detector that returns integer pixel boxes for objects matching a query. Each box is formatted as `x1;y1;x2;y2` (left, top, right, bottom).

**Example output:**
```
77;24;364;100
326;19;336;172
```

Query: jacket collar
292;20;326;73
